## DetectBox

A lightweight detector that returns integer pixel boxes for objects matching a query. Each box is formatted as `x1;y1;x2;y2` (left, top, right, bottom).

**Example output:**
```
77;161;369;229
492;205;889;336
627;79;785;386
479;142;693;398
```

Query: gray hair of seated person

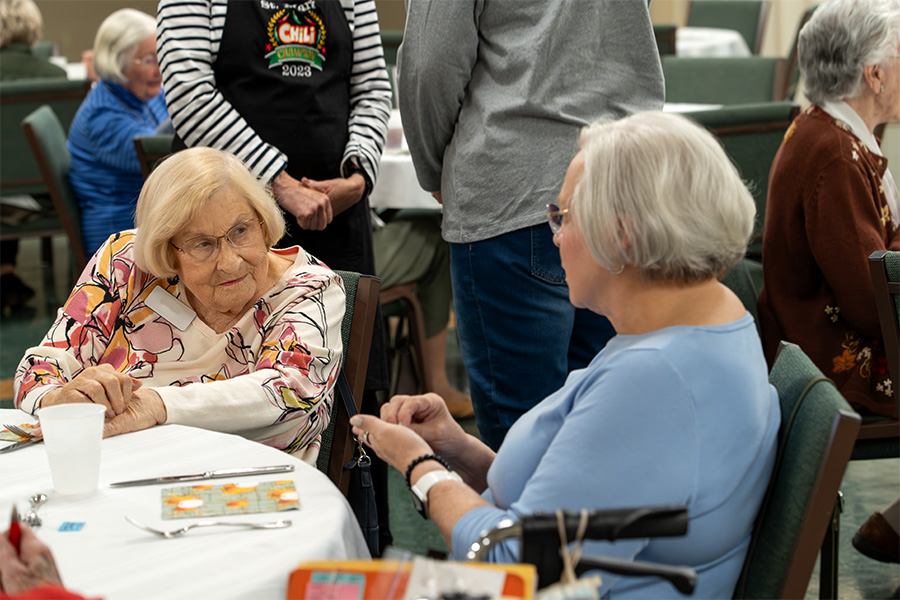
572;111;755;284
134;148;287;280
0;0;43;47
91;8;156;85
799;0;900;106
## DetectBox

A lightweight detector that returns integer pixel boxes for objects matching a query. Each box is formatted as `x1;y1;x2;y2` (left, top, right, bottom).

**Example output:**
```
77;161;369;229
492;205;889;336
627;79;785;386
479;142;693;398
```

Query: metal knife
109;464;296;487
0;438;40;454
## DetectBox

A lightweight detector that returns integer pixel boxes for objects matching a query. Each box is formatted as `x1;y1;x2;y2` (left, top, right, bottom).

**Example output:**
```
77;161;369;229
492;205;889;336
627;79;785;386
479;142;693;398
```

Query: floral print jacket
758;107;899;418
14;231;345;463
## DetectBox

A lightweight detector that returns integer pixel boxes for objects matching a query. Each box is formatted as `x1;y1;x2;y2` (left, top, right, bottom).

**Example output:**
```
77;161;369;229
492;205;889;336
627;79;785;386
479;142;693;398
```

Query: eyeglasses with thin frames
170;219;265;262
133;54;159;68
546;203;569;235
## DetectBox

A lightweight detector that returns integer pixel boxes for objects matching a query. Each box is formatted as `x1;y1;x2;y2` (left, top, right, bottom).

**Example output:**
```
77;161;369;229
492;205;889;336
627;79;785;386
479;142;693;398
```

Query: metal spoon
22;493;48;528
30;493;47;510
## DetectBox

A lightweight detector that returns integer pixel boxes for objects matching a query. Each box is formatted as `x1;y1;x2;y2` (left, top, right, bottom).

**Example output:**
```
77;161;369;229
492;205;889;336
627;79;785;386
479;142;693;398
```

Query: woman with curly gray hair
67;8;168;255
758;0;900;564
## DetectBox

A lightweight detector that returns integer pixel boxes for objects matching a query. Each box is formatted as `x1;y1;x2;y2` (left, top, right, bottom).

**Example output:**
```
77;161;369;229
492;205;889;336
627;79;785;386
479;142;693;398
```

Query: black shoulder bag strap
337;371;381;557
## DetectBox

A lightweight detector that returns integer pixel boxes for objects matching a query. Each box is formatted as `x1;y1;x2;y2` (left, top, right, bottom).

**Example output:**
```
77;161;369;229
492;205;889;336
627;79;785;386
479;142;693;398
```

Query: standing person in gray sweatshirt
398;0;665;450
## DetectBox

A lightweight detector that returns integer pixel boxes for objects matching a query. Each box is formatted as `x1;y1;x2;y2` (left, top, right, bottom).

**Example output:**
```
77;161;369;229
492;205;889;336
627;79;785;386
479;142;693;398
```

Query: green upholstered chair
733;342;860;599
686;0;771;54
21;105;88;271
316;270;381;497
782;5;817;101
662;56;787;105
133;134;175;179
653;24;678;56
0;78;89;197
1;79;89;267
688;101;800;261
721;258;762;333
30;41;57;60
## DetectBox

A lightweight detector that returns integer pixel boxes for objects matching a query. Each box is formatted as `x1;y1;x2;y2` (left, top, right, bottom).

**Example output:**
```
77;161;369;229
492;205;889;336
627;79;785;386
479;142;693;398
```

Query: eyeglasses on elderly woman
169;218;265;262
546;203;569;235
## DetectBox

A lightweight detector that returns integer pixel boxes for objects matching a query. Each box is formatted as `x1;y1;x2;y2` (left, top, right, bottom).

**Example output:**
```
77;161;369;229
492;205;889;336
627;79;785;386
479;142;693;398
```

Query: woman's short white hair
0;0;43;47
134;147;286;279
92;8;156;85
799;0;900;105
572;111;755;284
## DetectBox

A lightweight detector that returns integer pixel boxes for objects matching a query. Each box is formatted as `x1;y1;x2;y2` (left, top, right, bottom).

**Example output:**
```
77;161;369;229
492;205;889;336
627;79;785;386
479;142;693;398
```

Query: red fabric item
0;583;97;600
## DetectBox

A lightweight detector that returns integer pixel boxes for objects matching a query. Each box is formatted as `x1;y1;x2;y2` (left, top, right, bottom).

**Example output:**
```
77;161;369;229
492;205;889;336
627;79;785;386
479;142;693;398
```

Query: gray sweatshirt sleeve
397;0;482;192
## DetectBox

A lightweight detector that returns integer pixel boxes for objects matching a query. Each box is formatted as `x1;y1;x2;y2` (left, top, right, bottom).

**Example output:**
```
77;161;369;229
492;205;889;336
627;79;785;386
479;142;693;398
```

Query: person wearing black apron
165;0;391;551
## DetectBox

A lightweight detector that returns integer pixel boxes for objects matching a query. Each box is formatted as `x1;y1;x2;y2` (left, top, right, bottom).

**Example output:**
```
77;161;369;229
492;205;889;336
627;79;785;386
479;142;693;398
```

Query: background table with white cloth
676;26;752;57
0;409;370;600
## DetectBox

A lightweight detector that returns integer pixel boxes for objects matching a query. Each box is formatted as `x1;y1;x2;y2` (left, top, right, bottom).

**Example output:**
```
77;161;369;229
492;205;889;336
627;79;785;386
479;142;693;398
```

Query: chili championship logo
266;8;327;71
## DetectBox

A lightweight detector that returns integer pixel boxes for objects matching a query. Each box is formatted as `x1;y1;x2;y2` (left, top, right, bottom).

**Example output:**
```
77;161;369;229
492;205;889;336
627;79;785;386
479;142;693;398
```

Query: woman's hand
40;364;142;419
0;524;63;594
102;388;166;438
349;414;434;475
380;393;470;461
302;174;366;217
272;171;333;231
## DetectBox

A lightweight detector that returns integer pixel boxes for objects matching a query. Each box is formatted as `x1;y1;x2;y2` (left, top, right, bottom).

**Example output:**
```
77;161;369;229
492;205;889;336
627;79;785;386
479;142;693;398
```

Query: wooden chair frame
326;272;380;497
381;282;433;396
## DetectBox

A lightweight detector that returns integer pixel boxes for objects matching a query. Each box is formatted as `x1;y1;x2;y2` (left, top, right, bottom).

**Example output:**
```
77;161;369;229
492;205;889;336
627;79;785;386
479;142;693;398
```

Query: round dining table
0;408;370;600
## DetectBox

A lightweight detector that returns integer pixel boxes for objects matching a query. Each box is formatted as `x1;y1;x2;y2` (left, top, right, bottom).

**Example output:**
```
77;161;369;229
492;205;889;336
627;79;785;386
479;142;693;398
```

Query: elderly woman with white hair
758;0;900;565
349;111;780;598
758;0;900;420
15;147;344;464
67;8;167;255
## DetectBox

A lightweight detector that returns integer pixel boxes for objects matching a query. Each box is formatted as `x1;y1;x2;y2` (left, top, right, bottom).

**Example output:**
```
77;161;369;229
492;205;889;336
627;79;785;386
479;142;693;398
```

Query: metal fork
3;424;34;439
124;515;292;538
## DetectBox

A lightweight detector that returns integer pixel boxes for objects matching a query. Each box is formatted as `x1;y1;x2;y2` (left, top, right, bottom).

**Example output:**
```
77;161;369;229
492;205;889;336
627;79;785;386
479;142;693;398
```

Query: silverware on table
124;515;292;538
3;423;35;439
0;438;40;454
109;464;295;487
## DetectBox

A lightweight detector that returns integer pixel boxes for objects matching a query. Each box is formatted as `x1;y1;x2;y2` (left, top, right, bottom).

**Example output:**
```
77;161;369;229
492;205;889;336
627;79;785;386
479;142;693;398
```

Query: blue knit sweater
67;81;167;255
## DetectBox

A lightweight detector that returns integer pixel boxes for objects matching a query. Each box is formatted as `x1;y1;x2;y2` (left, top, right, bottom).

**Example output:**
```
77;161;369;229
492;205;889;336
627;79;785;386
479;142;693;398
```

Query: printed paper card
1;422;38;442
161;479;299;520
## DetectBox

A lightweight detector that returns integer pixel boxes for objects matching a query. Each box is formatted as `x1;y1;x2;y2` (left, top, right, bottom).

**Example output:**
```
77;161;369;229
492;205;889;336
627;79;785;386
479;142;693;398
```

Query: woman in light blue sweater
351;112;780;598
67;9;167;255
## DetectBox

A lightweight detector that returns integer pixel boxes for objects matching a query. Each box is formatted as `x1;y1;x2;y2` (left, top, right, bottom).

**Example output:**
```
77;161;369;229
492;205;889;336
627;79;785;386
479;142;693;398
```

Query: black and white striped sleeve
157;0;287;182
339;0;392;188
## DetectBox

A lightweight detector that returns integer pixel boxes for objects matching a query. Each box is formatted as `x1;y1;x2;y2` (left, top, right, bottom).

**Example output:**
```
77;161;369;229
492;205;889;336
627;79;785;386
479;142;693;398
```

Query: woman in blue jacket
67;8;167;255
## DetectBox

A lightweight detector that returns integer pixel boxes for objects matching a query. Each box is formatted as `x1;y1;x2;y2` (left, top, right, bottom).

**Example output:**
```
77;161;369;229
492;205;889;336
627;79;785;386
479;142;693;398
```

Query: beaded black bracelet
404;454;451;490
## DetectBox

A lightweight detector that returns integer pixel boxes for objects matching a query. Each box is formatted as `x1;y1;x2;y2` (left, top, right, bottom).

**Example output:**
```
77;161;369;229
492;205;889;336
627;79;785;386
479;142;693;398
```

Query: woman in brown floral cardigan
758;0;900;421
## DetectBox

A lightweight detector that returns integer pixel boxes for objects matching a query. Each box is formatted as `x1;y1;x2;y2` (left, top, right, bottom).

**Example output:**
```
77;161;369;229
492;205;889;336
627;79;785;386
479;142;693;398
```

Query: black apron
178;0;387;390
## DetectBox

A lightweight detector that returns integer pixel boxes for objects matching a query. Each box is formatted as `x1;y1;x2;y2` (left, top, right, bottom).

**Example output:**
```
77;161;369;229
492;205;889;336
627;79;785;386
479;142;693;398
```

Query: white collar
820;100;883;157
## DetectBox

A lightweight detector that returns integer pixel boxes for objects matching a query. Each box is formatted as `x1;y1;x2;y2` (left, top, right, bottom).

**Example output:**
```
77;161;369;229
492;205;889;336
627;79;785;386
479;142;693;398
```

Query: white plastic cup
38;404;106;495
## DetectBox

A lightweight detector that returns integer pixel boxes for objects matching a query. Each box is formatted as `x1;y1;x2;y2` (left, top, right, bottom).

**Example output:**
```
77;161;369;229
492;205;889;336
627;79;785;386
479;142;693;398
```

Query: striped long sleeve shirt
157;0;391;186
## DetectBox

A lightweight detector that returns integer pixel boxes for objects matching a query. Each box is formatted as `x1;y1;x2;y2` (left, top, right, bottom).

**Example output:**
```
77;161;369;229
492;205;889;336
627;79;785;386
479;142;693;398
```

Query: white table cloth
370;110;441;211
0;409;369;600
676;27;752;58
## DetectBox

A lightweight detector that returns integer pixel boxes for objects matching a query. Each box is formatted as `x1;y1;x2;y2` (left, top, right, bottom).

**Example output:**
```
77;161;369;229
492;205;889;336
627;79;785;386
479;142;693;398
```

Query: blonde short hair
91;8;155;84
573;111;755;284
0;0;43;47
134;148;286;279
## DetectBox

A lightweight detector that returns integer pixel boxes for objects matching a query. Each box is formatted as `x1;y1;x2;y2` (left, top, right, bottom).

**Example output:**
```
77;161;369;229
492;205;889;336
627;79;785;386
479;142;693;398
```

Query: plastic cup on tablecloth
38;404;106;495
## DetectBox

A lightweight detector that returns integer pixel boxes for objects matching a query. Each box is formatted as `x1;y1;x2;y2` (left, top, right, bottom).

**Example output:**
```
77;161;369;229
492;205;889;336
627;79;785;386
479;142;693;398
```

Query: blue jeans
450;224;615;450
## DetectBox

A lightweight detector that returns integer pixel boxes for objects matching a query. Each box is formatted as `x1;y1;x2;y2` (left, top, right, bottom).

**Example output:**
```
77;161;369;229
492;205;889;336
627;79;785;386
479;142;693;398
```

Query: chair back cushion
22;104;86;267
1;78;89;196
736;342;860;598
663;57;782;105
688;101;799;259
687;0;768;53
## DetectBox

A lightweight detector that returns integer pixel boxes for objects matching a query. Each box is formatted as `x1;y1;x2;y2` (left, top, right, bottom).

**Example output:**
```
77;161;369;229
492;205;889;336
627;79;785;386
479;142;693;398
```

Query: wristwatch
411;469;462;519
